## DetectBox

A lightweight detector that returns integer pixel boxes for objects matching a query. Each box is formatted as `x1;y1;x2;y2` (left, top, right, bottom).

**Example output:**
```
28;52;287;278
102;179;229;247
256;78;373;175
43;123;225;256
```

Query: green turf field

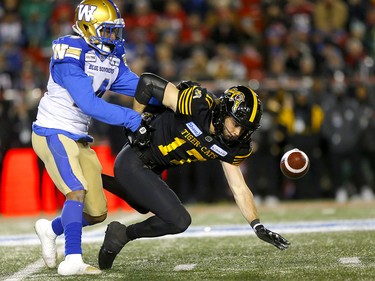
1;200;375;281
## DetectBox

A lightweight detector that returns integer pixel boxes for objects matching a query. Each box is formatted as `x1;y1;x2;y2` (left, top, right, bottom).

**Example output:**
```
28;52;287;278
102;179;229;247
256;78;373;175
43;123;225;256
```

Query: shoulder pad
51;36;89;62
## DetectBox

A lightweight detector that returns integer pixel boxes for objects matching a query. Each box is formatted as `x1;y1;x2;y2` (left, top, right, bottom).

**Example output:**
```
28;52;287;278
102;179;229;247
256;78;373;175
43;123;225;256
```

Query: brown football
280;148;310;179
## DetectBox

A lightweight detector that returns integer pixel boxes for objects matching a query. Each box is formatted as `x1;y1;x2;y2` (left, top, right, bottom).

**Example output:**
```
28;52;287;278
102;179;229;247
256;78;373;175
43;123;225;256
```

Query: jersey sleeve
110;55;139;96
50;35;88;68
231;146;253;166
176;86;215;116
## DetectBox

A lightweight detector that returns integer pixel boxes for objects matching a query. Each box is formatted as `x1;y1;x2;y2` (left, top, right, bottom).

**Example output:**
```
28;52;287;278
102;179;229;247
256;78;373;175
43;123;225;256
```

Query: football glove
251;220;290;250
176;80;201;91
126;112;154;148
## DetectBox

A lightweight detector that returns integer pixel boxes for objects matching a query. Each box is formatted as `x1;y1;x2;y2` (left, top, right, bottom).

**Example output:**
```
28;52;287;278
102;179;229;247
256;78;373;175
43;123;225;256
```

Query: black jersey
144;86;253;170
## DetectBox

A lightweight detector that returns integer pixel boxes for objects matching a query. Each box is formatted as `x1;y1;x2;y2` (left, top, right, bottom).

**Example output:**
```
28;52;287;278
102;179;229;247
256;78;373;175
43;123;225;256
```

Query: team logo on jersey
210;144;228;157
77;4;97;22
85;52;97;62
109;56;120;66
186;122;202;137
205;136;213;142
193;88;202;99
227;88;245;113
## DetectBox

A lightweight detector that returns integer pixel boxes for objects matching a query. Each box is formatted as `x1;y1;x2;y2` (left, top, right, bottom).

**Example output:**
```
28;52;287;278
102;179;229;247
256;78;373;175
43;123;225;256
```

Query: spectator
239;43;264;80
48;1;75;42
180;13;212;57
0;12;23;46
124;0;158;43
321;83;370;202
245;90;282;205
206;2;241;47
237;0;263;48
155;0;186;39
20;0;53;48
313;0;348;47
206;44;247;80
179;47;212;81
344;36;366;76
356;84;375;200
278;89;325;199
0;87;17;180
285;0;315;34
364;6;375;58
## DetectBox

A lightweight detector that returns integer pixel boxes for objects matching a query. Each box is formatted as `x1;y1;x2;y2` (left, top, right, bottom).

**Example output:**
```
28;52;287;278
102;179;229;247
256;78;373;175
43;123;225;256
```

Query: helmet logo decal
77;4;97;22
227;88;245;114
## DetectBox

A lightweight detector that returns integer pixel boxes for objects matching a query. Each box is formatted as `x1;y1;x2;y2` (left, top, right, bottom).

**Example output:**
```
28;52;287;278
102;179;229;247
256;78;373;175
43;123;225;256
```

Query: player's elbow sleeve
135;73;168;105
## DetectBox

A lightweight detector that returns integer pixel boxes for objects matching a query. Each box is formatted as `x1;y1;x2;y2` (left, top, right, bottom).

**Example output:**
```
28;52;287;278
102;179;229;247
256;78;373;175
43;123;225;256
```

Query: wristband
250;219;261;229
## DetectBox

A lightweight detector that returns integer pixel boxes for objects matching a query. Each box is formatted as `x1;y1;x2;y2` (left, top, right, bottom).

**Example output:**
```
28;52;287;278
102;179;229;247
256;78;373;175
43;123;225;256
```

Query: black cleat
98;221;130;270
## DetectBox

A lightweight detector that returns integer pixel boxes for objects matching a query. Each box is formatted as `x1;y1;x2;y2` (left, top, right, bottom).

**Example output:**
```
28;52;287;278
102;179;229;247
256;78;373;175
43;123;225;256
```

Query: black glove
251;220;290;250
126;112;154;148
176;80;201;91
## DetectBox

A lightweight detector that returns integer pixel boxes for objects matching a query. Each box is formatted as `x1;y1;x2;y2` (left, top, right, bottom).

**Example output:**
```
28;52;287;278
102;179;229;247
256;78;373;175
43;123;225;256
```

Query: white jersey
33;35;140;140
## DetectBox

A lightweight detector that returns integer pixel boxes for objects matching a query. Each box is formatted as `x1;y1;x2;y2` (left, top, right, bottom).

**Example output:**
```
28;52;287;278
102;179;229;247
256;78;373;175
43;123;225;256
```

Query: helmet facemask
89;19;125;54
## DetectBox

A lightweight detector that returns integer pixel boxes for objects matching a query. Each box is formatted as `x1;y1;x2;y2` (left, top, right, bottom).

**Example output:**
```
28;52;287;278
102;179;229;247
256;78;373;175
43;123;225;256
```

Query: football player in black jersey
98;73;290;270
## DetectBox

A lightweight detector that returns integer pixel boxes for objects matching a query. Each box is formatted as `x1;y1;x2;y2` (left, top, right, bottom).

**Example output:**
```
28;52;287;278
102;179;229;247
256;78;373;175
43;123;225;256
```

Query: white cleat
58;254;102;276
34;219;57;268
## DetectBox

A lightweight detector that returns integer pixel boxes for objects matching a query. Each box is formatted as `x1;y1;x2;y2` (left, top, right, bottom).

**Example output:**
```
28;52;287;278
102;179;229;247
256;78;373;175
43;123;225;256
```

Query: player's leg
114;145;192;236
80;144;108;224
102;173;149;214
98;145;191;269
32;132;62;268
32;133;101;275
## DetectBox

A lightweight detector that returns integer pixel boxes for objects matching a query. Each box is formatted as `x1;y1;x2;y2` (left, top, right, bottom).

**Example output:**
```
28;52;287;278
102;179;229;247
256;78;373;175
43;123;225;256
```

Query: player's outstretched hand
253;224;290;250
176;80;201;91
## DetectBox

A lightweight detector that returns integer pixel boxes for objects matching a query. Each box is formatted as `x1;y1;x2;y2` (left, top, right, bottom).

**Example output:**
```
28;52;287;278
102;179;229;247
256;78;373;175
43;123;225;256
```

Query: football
280;148;310;179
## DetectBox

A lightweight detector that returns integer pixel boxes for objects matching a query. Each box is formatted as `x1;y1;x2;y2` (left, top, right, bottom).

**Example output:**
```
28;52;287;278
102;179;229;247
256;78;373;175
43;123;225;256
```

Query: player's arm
133;73;179;113
221;161;290;250
52;62;141;132
221;161;259;222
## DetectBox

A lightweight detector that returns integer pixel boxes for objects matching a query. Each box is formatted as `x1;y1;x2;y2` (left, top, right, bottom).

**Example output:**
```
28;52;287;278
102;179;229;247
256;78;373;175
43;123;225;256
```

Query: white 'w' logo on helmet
77;4;97;22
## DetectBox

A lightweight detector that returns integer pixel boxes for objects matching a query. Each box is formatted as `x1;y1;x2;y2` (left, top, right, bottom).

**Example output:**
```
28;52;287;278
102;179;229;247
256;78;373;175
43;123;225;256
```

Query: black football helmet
212;85;262;145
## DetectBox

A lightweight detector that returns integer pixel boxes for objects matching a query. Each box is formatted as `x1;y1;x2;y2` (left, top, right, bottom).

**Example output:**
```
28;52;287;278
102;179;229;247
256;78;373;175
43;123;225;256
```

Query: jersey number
95;78;109;98
158;137;206;165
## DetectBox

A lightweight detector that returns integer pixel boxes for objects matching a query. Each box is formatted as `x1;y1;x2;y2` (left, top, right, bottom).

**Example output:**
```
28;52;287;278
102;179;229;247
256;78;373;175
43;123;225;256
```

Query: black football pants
102;144;191;240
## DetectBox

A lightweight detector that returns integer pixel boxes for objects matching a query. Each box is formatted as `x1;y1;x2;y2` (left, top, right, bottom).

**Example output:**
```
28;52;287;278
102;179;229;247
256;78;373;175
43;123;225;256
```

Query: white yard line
174;264;197;271
2;218;375;246
3;259;45;281
339;257;361;265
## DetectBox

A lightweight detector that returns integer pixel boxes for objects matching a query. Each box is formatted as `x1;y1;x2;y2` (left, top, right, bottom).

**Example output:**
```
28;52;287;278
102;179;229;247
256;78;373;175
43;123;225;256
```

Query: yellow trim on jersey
205;93;214;109
178;87;195;115
66;47;82;57
249;89;258;123
232;150;252;165
178;86;215;115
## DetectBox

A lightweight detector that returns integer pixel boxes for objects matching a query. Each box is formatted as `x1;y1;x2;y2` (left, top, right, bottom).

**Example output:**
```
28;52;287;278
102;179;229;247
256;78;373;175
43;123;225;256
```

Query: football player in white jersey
31;0;157;276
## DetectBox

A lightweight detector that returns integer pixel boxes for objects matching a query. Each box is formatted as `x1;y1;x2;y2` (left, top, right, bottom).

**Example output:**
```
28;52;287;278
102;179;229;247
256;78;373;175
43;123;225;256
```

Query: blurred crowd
0;0;375;204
